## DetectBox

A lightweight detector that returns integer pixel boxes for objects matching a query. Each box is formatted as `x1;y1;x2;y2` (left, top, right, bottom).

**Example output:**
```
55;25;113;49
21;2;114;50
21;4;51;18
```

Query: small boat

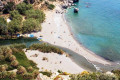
74;8;79;13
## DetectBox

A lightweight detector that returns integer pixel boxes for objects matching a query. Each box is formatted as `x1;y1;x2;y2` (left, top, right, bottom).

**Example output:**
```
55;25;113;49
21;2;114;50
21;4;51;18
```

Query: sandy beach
25;50;84;74
31;2;111;65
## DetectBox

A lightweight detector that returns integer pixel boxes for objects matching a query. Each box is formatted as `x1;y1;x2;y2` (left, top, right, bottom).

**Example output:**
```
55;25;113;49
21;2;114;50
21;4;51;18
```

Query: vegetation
0;2;45;39
8;19;21;37
16;2;33;15
0;44;39;80
3;2;15;14
48;4;55;10
45;1;55;10
22;18;41;33
112;70;120;80
40;71;52;77
10;10;22;22
25;9;45;23
0;17;7;35
70;72;118;80
29;43;64;54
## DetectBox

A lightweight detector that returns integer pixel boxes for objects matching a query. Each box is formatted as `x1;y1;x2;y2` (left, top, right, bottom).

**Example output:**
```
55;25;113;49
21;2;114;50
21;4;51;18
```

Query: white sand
25;50;84;74
30;2;111;65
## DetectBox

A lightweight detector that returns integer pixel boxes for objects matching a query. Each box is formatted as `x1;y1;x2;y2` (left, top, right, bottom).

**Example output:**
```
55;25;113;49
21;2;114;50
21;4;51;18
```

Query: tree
22;18;41;33
17;66;26;74
16;3;33;15
9;55;16;61
27;66;33;72
32;70;39;79
23;73;34;79
10;10;22;22
1;46;12;58
8;72;16;79
8;19;21;37
0;17;8;35
3;2;15;14
11;60;19;67
0;65;6;72
48;4;55;10
25;9;45;23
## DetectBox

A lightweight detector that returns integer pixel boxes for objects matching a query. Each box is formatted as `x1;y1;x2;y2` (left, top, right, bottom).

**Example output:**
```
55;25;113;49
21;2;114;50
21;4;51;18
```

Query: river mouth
0;38;96;71
1;38;120;71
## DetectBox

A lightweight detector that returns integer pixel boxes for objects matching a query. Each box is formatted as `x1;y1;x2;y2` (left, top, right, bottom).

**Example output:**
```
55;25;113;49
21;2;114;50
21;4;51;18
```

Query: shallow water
65;0;120;61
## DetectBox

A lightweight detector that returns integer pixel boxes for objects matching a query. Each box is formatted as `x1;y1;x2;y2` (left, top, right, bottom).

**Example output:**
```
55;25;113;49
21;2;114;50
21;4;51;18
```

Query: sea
65;0;120;62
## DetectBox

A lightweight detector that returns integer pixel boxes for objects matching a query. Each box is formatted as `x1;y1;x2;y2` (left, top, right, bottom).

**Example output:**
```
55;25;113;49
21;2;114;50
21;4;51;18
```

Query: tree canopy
10;10;22;22
3;2;15;14
22;18;41;33
25;9;45;23
8;19;21;35
0;17;8;35
16;3;33;15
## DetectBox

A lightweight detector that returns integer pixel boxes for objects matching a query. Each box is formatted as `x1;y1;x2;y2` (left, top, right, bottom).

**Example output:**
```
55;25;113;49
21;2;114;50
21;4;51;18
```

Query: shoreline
29;1;117;72
62;8;112;64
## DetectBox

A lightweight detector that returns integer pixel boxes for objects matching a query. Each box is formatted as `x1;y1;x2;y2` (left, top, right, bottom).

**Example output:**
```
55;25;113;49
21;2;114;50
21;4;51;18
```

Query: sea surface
65;0;120;61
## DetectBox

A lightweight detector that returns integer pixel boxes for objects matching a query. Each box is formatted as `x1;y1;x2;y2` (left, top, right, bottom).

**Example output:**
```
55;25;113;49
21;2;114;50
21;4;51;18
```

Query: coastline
29;1;115;72
62;13;111;64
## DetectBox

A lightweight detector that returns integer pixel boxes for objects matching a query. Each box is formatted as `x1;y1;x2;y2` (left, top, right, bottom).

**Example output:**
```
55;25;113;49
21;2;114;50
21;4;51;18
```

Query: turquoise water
65;0;120;61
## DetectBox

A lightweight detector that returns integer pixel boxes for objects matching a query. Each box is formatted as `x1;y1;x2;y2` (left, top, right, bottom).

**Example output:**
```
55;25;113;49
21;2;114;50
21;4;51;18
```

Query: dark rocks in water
74;8;79;13
73;0;79;3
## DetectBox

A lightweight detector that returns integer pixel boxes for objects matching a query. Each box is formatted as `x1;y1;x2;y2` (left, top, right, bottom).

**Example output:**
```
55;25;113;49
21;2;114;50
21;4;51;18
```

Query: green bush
3;2;15;14
0;44;38;79
11;60;19;67
8;19;21;35
48;4;55;10
25;9;45;23
0;17;8;35
16;3;33;15
23;73;34;80
40;71;52;77
22;18;41;33
112;70;120;79
29;43;64;54
70;72;118;80
10;10;22;22
8;71;16;79
32;70;39;78
10;44;26;50
17;66;26;74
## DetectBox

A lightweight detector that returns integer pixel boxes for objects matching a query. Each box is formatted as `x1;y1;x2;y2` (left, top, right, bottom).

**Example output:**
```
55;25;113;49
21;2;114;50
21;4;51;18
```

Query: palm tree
27;66;33;72
0;48;3;55
9;55;16;61
11;60;19;67
1;46;12;58
17;66;26;74
0;72;2;79
0;65;6;72
3;64;8;70
0;55;4;61
23;73;33;79
1;71;7;79
8;71;16;79
32;70;39;79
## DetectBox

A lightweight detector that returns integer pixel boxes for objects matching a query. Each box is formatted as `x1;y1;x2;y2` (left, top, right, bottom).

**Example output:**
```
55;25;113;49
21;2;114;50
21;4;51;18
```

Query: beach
28;1;113;72
25;50;84;74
